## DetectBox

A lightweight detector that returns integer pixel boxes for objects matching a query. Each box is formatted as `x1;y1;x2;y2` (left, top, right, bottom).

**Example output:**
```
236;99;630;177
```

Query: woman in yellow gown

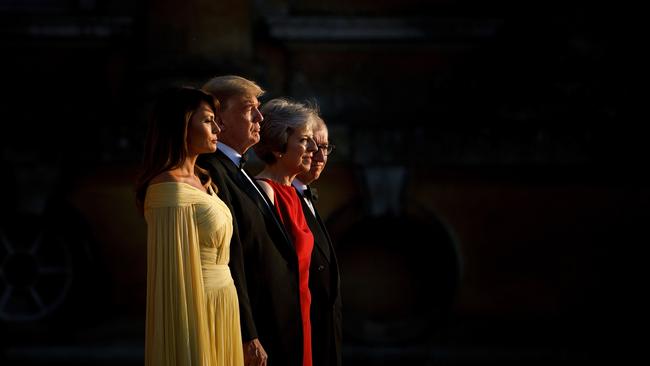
135;87;244;366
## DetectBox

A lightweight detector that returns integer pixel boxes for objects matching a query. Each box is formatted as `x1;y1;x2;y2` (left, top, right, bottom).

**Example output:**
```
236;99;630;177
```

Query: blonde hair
202;75;264;109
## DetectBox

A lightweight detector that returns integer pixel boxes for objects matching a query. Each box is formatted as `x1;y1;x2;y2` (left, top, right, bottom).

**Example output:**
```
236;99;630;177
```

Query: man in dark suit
293;115;342;366
198;75;303;366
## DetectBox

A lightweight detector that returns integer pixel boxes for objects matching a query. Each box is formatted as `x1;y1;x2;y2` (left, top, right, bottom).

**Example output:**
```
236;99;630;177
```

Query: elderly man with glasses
293;113;342;366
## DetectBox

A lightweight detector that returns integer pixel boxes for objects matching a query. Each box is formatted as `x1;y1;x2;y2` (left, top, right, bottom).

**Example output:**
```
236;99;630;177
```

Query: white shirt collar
218;143;243;167
292;178;308;194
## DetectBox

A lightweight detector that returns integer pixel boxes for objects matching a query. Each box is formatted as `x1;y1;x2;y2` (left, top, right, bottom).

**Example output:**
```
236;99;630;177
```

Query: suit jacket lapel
214;151;294;249
235;170;271;216
298;190;341;304
298;191;331;262
313;207;334;254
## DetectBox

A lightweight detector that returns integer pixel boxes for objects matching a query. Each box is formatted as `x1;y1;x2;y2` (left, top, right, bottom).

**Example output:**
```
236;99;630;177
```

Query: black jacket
199;150;303;366
299;191;343;366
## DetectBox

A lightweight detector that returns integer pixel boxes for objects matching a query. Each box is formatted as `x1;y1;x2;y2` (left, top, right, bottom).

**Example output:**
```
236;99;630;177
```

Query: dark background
0;0;644;365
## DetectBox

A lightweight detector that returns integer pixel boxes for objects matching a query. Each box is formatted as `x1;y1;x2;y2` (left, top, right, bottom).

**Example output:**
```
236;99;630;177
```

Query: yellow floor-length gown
144;182;244;366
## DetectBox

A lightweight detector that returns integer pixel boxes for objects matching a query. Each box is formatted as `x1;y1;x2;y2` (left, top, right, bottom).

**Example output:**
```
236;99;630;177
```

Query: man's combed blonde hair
202;75;265;108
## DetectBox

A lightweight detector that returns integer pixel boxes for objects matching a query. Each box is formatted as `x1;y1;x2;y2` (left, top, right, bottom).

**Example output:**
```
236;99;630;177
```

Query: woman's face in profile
186;101;220;155
278;123;317;175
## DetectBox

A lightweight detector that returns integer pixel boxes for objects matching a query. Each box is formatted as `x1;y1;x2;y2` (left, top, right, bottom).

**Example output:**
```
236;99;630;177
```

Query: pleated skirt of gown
203;264;244;366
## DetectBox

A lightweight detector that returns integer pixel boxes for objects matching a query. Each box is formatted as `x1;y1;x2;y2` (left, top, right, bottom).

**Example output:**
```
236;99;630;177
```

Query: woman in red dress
253;98;319;366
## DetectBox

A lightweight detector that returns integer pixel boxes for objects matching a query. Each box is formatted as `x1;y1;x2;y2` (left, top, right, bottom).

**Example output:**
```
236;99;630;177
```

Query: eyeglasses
317;144;335;156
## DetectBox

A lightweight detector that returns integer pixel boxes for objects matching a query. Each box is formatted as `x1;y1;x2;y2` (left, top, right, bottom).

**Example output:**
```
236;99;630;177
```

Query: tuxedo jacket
198;151;303;366
298;192;343;366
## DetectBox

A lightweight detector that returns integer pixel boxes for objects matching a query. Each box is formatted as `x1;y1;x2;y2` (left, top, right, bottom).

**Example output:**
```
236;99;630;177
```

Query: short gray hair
254;98;318;164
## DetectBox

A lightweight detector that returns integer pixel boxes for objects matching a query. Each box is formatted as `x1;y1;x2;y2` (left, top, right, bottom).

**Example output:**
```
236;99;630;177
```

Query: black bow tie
303;186;319;203
238;155;248;170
